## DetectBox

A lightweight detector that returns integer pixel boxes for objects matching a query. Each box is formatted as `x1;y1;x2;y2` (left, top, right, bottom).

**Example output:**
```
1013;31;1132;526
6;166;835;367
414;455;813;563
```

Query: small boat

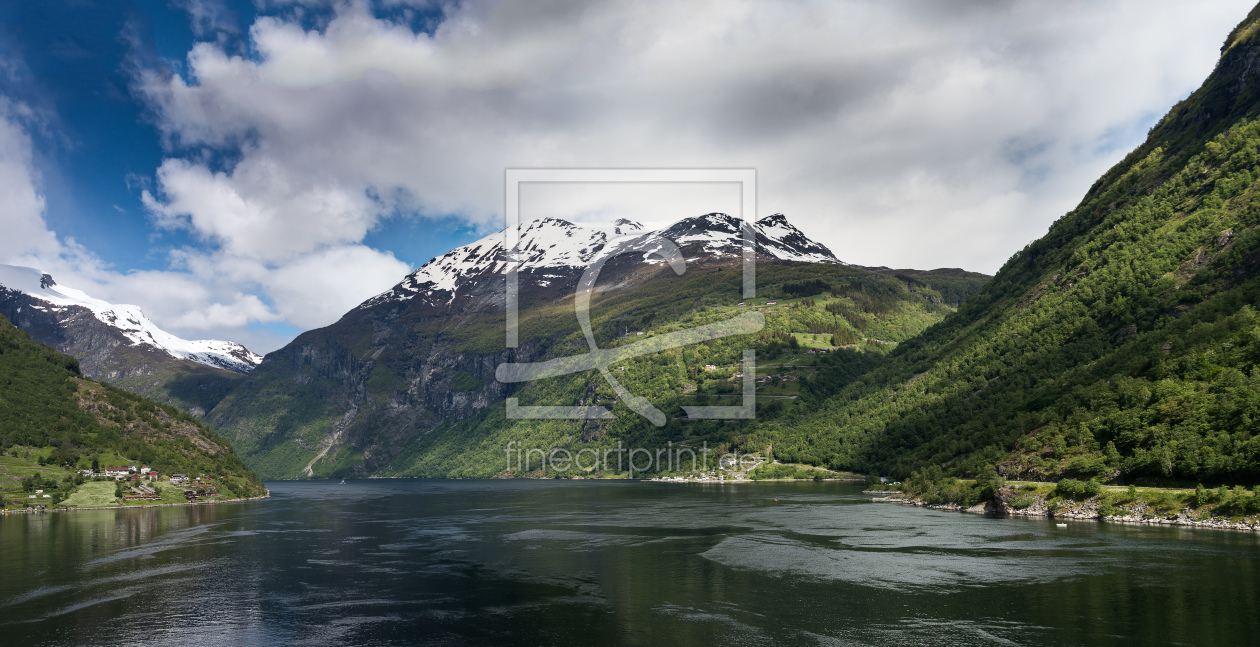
340;479;346;485
1056;523;1067;528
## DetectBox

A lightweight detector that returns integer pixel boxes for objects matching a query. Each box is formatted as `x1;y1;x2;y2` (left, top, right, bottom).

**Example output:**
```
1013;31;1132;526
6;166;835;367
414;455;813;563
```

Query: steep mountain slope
0;312;265;503
761;4;1260;486
208;213;987;478
0;265;261;415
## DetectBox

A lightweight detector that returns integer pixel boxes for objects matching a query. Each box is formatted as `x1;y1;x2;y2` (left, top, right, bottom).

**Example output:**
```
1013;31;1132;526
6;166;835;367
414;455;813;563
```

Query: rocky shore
874;490;1260;532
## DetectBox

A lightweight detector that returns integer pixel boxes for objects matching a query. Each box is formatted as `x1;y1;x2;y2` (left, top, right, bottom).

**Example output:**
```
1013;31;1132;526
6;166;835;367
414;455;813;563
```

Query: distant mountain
205;212;987;479
0;264;261;415
0;265;260;372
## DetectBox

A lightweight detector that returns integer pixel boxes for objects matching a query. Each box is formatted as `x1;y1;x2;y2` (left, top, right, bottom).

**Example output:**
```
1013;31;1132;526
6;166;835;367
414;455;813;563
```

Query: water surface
2;480;1257;645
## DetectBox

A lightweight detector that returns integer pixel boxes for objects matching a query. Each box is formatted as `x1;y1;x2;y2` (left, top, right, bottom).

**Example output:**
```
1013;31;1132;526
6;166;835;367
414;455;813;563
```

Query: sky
0;0;1253;354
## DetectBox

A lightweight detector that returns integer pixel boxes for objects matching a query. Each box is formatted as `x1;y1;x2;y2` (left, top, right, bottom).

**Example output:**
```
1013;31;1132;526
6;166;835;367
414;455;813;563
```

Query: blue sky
1;0;477;272
0;1;1251;353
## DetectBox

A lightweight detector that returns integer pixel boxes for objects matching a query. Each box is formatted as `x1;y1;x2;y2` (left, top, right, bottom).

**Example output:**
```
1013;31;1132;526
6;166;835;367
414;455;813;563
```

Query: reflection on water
1;480;1258;646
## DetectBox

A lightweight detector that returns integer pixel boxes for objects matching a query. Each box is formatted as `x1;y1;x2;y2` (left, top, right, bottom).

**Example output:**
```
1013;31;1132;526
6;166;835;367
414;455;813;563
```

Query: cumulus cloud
169;294;279;330
137;0;1253;277
142;157;381;262
265;244;415;327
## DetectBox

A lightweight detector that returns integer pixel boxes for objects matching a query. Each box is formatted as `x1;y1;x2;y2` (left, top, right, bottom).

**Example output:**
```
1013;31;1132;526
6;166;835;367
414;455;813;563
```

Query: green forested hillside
0;313;264;504
212;258;987;478
756;5;1260;486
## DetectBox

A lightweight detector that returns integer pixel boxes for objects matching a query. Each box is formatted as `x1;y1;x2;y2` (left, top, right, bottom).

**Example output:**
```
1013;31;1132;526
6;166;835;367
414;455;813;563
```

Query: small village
4;459;232;512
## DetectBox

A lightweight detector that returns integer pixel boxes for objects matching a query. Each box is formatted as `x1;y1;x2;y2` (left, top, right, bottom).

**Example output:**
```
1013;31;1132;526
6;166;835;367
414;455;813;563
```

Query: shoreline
263;475;868;483
650;474;866;479
872;495;1260;533
1;490;271;515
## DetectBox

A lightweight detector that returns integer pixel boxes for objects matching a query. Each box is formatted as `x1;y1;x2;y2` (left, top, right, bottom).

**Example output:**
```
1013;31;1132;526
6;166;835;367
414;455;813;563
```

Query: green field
155;481;189;504
61;481;119;508
790;332;834;349
0;450;76;508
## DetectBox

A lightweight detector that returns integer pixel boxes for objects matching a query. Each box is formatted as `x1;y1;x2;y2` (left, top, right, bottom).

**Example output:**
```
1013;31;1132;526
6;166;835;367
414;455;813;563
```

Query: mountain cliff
0;265;261;415
207;213;986;478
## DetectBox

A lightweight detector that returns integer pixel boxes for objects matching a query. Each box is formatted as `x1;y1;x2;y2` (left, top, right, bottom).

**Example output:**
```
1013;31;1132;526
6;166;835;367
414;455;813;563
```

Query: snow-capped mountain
361;212;840;309
0;265;261;374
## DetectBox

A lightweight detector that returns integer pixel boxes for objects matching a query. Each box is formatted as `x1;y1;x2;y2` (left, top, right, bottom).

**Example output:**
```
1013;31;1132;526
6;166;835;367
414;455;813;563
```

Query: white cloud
519;182;742;229
143;157;380;262
86;242;407;346
168;294;279;329
0;99;58;262
265;245;412;327
137;0;1254;277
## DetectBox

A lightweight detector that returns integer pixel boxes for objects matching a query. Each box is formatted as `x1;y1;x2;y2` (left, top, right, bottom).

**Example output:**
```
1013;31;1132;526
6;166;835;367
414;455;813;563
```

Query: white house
103;466;129;479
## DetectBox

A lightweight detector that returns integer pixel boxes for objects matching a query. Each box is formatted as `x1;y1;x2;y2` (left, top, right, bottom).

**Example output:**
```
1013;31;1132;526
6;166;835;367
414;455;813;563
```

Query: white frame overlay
498;168;760;424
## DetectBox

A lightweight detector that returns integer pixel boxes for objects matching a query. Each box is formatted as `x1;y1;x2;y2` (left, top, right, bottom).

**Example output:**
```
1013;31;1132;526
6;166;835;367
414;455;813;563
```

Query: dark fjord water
1;480;1257;646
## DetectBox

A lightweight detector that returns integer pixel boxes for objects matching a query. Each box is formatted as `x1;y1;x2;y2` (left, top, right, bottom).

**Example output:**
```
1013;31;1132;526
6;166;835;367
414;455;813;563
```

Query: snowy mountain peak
657;212;841;264
0;264;262;374
612;219;644;235
751;213;842;264
360;212;841;310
